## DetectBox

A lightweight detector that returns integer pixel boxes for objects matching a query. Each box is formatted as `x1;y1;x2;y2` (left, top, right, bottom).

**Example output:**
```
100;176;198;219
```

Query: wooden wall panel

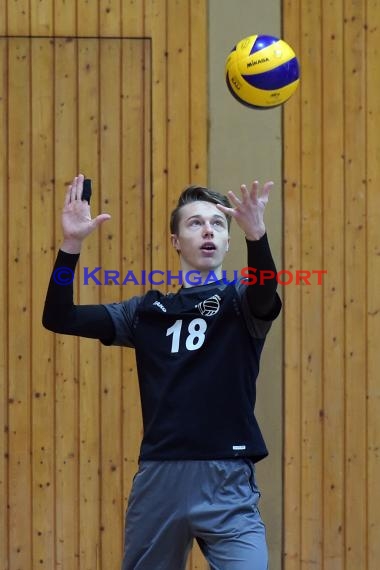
8;38;32;570
121;0;144;37
77;40;101;570
77;0;98;36
190;0;207;185
167;0;191;282
283;1;302;567
188;5;208;569
54;1;76;37
322;0;345;567
344;3;367;567
300;2;324;567
31;0;53;35
284;1;380;569
1;2;208;569
0;38;8;570
145;0;169;291
54;37;80;570
100;0;121;37
31;38;55;570
8;0;29;35
367;3;380;569
98;39;123;570
118;39;148;502
0;0;6;34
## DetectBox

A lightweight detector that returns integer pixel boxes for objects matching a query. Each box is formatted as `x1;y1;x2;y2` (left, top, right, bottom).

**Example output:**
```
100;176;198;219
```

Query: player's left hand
216;180;273;241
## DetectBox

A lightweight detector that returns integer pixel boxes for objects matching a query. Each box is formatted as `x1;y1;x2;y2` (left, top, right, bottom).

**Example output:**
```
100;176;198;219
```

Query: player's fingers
227;190;242;208
75;173;84;200
240;184;251;203
92;213;112;228
260;181;274;204
216;203;236;217
249;180;260;201
70;176;79;201
64;184;72;206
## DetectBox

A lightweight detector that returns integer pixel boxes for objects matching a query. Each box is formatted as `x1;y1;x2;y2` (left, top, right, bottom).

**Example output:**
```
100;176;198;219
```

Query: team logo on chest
196;294;221;317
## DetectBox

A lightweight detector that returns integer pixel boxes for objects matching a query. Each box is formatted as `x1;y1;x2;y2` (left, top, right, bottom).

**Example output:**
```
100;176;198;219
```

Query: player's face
171;201;230;274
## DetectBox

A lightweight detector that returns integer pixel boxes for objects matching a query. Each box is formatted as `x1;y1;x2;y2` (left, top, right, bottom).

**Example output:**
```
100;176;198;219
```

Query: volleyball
225;34;300;109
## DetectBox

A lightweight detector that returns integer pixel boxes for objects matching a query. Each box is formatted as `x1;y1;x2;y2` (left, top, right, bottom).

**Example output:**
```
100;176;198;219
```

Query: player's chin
196;258;223;273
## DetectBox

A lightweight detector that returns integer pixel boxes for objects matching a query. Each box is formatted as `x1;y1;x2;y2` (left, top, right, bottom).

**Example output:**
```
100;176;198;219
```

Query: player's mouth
200;242;216;250
200;242;217;256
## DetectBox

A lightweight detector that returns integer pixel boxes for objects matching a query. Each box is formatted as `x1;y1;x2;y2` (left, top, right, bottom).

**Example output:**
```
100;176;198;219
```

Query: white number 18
166;318;207;353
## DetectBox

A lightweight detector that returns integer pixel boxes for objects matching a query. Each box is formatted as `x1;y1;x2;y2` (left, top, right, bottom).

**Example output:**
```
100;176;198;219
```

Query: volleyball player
43;173;281;570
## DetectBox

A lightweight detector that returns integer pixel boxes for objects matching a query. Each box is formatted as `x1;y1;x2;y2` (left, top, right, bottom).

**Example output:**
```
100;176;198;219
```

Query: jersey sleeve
42;249;116;343
43;249;142;347
235;233;282;338
102;296;143;347
236;279;282;338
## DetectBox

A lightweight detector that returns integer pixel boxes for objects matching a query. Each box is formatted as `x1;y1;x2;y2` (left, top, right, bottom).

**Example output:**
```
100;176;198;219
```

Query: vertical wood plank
99;0;121;37
54;36;80;570
8;37;32;570
7;0;29;35
77;0;99;36
189;4;210;551
30;0;53;35
343;1;367;568
77;38;101;570
366;4;380;569
189;0;207;185
300;1;323;568
145;0;168;291
143;40;152;281
0;37;8;570
167;0;191;287
119;38;151;555
119;34;152;532
321;1;345;568
122;0;144;36
169;5;205;566
99;38;124;569
54;0;76;36
0;0;6;34
31;38;56;570
283;1;302;568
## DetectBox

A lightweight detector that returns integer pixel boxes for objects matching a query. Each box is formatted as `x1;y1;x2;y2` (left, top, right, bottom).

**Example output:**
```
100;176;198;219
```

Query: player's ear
225;237;230;252
171;234;181;252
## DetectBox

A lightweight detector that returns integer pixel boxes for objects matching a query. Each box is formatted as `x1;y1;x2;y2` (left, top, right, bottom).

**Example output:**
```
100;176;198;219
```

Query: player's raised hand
216;180;273;241
61;174;111;253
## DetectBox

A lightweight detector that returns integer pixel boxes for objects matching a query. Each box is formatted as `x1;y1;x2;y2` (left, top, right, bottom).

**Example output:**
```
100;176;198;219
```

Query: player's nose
202;221;214;237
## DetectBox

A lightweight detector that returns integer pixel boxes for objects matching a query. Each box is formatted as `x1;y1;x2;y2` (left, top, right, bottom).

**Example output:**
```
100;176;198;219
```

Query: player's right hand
61;174;111;251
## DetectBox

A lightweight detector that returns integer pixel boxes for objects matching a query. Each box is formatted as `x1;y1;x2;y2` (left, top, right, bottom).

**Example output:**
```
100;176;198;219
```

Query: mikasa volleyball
225;34;300;109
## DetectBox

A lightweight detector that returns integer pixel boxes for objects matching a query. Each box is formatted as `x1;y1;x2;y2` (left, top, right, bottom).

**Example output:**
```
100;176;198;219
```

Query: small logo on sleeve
153;300;167;312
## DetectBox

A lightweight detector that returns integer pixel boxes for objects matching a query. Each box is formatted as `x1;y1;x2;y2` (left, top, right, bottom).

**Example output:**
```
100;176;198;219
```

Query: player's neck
179;261;224;288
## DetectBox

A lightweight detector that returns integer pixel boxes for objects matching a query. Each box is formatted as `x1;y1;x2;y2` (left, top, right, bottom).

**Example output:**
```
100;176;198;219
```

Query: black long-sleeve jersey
43;234;281;462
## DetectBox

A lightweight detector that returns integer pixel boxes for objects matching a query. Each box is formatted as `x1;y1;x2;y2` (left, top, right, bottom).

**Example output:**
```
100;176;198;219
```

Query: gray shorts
122;459;268;570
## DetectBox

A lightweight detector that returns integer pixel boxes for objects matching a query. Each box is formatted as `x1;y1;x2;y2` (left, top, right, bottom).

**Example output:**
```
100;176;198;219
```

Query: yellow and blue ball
225;34;300;109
